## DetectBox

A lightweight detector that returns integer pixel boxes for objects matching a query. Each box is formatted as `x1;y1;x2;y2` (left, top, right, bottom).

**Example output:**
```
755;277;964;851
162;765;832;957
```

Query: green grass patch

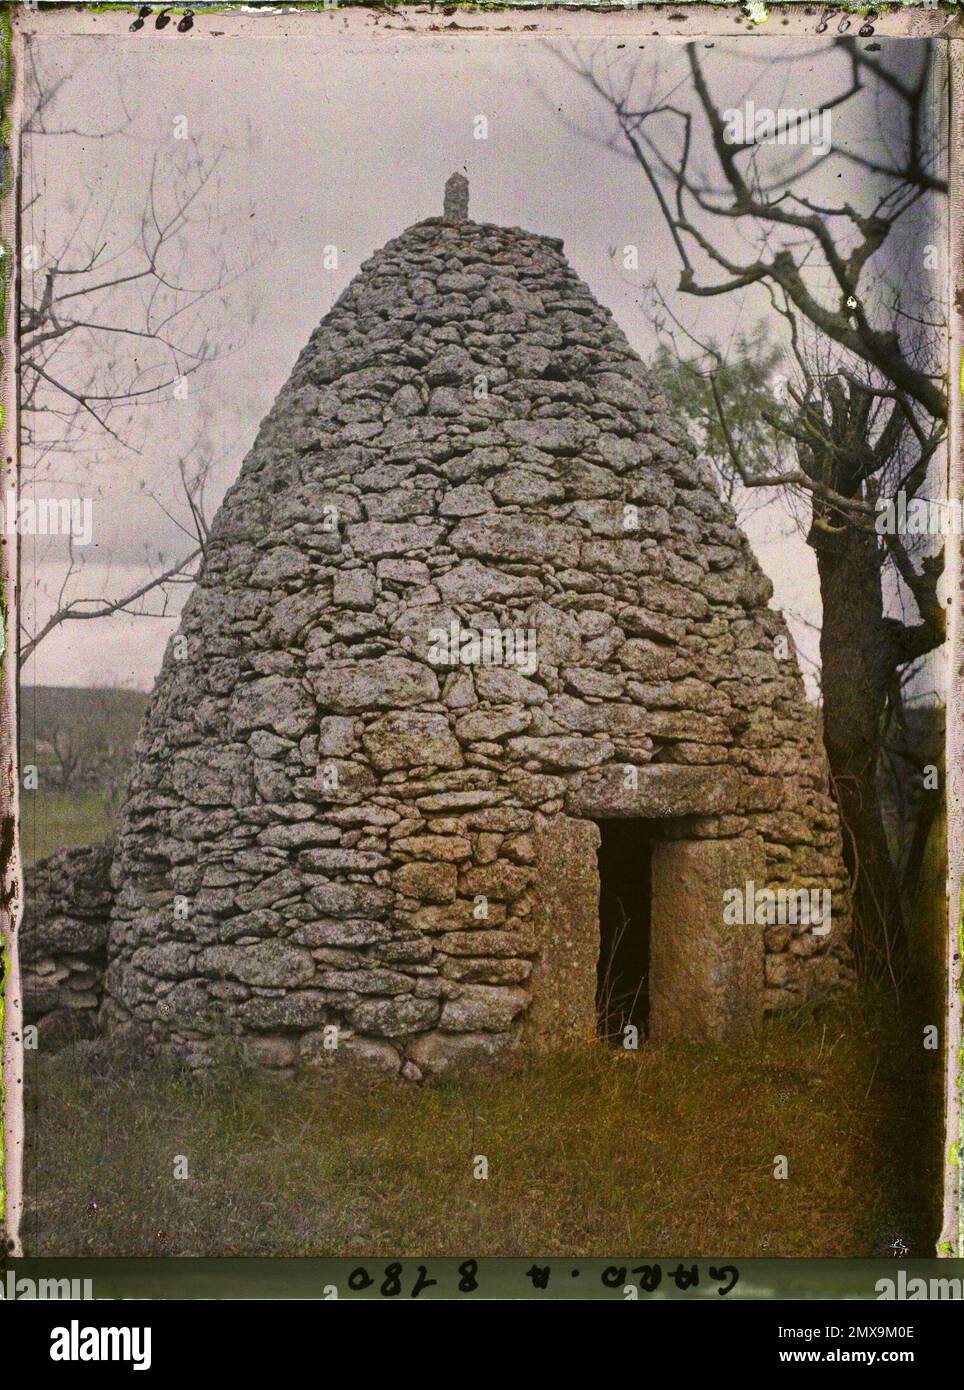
23;991;943;1258
20;790;114;866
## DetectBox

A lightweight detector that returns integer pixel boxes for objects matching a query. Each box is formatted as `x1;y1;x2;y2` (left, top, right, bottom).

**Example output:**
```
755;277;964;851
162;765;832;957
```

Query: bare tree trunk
812;520;907;980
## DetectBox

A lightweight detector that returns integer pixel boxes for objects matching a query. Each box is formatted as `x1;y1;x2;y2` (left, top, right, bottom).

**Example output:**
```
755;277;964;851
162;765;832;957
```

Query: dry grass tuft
23;991;942;1257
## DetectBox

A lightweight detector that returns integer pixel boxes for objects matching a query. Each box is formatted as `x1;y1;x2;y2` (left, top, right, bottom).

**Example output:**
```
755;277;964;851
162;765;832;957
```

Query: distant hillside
20;686;149;795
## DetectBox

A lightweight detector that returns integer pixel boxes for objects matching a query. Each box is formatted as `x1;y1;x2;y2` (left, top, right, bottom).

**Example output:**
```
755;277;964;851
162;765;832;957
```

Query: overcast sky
20;28;942;696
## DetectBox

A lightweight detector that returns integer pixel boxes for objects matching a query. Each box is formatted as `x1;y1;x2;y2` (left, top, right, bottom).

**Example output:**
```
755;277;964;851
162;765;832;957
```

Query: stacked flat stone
22;844;113;1048
101;181;852;1076
443;172;469;223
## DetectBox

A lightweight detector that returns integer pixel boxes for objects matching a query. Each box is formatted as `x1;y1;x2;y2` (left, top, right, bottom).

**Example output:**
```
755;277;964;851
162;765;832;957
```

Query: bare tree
566;37;948;976
20;44;261;665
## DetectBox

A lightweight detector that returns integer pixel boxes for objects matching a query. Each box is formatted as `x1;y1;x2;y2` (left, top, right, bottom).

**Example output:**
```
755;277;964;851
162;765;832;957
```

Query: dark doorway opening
595;819;653;1041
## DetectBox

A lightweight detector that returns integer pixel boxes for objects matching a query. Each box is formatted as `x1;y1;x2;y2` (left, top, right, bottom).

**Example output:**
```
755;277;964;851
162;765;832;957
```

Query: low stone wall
21;844;114;1049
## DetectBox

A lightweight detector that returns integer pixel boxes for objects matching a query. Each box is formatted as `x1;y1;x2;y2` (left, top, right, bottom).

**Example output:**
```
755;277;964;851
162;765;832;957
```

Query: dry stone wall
100;197;852;1077
22;844;113;1049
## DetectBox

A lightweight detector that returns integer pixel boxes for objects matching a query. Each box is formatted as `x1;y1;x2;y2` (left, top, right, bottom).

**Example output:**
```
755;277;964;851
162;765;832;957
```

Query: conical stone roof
103;179;851;1075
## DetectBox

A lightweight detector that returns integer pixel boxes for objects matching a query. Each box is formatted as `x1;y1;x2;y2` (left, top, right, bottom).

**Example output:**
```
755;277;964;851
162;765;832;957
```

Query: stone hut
98;176;852;1076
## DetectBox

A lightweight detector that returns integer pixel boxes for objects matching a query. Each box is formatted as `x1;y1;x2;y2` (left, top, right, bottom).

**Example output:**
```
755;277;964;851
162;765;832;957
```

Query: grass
23;991;944;1258
20;789;114;866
